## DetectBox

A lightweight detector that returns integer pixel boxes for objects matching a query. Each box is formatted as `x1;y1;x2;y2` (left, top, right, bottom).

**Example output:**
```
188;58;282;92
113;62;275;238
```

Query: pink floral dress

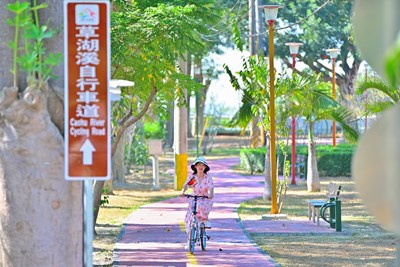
183;174;214;234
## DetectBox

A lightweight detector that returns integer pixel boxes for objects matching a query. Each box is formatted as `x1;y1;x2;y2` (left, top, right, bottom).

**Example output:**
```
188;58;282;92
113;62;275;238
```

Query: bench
307;183;341;225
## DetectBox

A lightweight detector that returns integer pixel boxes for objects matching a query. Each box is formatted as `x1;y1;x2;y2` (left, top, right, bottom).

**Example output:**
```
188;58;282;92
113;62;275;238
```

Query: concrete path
113;158;336;266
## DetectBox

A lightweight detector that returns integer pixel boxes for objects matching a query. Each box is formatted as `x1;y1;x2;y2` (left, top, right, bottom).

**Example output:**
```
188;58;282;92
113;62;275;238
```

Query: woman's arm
181;184;188;196
181;175;192;196
208;187;214;199
208;176;214;198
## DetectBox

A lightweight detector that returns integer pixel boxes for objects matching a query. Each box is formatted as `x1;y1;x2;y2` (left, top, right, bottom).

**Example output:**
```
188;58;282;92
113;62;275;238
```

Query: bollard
335;199;342;232
329;197;336;229
320;199;342;232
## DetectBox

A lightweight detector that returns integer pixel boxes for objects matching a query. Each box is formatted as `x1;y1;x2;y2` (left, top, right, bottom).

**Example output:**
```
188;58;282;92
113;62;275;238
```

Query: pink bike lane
113;157;280;266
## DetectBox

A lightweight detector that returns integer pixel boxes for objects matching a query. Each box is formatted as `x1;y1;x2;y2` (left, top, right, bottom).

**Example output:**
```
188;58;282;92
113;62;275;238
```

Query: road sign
64;0;110;180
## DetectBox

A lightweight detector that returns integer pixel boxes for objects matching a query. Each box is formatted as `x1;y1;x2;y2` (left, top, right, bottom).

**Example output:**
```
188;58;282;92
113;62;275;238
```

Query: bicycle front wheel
189;226;196;254
200;227;206;251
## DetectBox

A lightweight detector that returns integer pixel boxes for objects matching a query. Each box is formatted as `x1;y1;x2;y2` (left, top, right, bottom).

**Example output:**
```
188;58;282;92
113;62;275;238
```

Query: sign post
148;139;163;190
64;0;111;181
64;1;110;266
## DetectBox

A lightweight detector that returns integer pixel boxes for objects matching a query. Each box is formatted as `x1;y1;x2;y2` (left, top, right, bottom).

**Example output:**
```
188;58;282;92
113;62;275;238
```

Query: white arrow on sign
80;139;96;165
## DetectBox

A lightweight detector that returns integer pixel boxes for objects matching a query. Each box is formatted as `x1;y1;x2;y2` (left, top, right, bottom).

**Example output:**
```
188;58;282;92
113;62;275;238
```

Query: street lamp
260;4;282;214
285;42;303;185
326;48;340;147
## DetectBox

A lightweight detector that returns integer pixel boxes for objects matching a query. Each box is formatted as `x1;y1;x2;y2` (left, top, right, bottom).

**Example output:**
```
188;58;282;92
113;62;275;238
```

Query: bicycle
184;194;210;254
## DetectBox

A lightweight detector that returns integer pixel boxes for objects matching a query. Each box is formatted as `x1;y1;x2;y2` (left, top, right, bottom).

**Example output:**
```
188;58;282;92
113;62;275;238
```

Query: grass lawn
238;176;399;267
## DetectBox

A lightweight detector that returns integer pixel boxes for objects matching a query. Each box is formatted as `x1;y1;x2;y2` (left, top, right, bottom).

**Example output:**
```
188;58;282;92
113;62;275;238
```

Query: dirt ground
94;135;400;266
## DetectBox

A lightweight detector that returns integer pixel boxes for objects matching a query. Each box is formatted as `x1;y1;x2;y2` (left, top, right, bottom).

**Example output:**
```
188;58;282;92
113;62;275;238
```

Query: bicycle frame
184;195;208;254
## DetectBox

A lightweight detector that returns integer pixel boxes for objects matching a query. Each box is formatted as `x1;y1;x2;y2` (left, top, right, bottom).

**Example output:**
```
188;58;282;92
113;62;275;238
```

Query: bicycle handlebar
183;194;209;199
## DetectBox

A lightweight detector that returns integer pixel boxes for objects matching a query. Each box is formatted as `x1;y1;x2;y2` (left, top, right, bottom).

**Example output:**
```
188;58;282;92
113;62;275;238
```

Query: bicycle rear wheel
200;227;206;251
189;226;196;254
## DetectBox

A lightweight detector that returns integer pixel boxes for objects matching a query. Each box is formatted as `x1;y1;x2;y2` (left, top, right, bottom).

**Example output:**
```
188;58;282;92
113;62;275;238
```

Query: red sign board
64;0;110;180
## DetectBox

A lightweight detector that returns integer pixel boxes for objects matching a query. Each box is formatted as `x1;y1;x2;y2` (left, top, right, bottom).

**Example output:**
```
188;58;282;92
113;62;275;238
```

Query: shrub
241;143;355;177
144;121;165;139
240;148;266;174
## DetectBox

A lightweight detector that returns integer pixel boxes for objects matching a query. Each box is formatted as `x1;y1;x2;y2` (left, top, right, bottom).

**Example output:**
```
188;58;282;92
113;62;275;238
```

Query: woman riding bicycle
181;157;214;245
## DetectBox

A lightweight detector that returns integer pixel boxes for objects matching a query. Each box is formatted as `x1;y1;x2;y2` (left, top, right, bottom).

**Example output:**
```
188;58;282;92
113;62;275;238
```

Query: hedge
240;143;356;177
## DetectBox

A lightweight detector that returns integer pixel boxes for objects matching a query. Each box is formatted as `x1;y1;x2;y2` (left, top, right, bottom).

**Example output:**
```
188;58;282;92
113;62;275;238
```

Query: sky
204;48;248;117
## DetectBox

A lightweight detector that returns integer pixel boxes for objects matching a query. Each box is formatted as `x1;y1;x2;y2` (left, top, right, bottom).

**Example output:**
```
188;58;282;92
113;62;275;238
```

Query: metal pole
332;58;337;147
335;199;341;232
84;180;94;267
152;155;160;190
291;54;297;185
268;21;278;214
329;197;336;229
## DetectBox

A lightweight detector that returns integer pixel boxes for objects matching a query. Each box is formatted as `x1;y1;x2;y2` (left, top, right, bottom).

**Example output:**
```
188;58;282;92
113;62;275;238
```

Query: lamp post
260;4;282;214
285;42;303;185
326;48;340;147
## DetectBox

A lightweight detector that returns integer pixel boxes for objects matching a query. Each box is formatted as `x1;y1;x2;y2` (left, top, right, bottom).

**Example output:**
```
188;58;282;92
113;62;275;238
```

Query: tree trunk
187;61;193;138
93;179;105;231
250;118;261;148
174;98;188;190
336;66;359;100
174;58;189;190
187;86;193;138
191;78;210;142
0;87;83;266
113;124;135;185
113;137;125;184
0;1;83;265
38;0;65;90
165;106;174;149
306;124;320;192
0;0;14;88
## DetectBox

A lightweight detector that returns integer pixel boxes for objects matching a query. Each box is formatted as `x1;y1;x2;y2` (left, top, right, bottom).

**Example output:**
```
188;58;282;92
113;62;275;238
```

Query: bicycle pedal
207;235;211;240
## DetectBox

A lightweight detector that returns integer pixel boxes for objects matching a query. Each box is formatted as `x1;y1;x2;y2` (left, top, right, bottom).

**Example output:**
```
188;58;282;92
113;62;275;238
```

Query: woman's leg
184;207;193;233
184;206;193;248
196;199;213;222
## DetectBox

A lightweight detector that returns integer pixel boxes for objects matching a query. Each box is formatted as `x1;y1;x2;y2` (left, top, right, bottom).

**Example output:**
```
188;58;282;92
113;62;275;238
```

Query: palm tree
225;56;359;193
287;71;359;191
224;55;273;199
356;76;400;114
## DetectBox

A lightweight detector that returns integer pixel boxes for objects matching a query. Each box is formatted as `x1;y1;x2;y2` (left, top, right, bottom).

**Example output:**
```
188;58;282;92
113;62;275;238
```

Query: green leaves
24;25;55;41
272;0;359;97
356;78;399;104
223;54;270;131
7;1;31;87
230;14;243;52
6;0;60;89
110;0;225;131
385;38;400;89
6;1;30;15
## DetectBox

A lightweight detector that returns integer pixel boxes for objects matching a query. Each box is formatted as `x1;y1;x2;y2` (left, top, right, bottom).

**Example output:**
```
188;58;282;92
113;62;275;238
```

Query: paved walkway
113;158;336;266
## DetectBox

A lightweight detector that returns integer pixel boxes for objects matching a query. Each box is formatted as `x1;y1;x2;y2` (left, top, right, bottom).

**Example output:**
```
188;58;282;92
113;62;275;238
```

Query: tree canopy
272;0;361;98
227;0;360;99
108;0;226;143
